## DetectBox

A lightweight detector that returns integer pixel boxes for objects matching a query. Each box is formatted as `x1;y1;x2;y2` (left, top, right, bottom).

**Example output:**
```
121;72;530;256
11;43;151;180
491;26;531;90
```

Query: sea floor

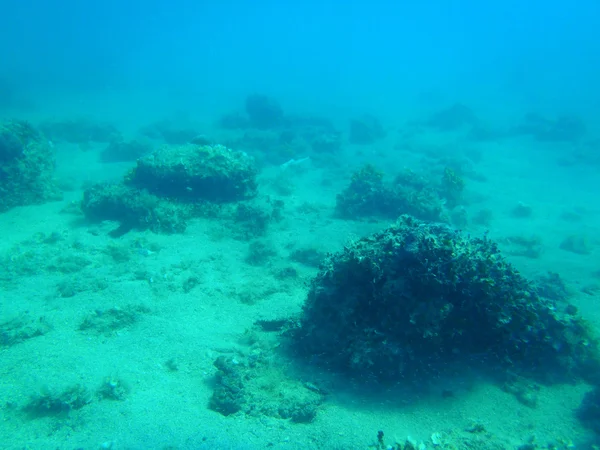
0;106;599;449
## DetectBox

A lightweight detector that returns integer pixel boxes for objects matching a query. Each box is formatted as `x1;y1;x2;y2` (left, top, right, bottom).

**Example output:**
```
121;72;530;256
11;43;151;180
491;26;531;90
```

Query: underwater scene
1;1;600;449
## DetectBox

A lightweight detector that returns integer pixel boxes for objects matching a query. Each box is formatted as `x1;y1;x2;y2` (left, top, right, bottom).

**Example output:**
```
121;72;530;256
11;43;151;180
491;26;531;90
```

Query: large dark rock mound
294;215;599;383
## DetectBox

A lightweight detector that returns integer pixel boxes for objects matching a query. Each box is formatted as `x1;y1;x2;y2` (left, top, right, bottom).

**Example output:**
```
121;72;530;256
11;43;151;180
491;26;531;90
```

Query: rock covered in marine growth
294;215;599;383
0;120;60;211
81;183;188;235
127;144;258;202
335;165;446;222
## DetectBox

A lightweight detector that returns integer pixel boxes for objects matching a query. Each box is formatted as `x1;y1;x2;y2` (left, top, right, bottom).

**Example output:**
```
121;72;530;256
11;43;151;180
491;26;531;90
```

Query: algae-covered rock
560;234;592;255
0;120;60;211
83;143;258;235
336;165;445;222
209;356;246;416
139;119;200;145
294;215;600;383
245;94;285;129
349;114;386;145
513;113;586;142
426;103;479;132
128;144;257;202
81;183;188;234
209;354;323;422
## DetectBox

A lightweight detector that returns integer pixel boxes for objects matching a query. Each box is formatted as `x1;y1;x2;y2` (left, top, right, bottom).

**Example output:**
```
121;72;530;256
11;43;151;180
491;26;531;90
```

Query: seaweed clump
293;215;600;384
0;120;61;211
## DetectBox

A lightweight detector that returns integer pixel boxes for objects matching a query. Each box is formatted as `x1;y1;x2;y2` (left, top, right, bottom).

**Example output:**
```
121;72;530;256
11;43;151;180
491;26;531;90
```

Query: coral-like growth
440;167;465;208
294;215;600;383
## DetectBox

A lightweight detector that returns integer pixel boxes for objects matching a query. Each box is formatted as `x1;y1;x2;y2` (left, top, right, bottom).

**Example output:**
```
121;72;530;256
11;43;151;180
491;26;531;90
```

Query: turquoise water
1;1;599;449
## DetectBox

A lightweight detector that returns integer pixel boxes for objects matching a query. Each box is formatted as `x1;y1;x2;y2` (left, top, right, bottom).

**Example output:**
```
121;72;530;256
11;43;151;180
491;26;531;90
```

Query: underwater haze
1;0;600;449
3;1;600;120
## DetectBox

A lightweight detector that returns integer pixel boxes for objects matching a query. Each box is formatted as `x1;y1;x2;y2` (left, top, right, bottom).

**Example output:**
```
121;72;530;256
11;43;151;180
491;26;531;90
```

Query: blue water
1;1;599;449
